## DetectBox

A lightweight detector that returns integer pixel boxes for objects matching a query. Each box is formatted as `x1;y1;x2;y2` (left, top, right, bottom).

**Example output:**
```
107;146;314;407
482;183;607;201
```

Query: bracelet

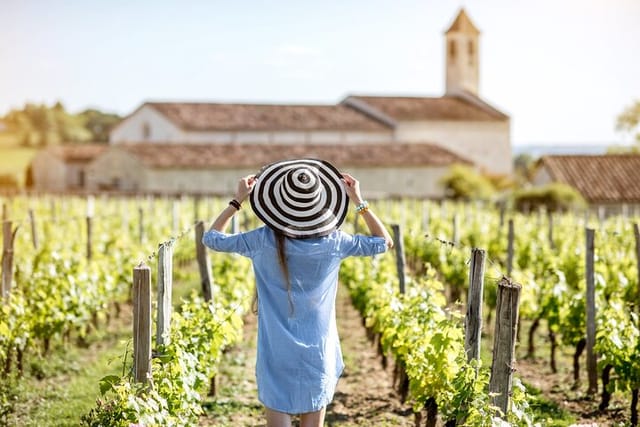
229;199;242;210
355;200;369;214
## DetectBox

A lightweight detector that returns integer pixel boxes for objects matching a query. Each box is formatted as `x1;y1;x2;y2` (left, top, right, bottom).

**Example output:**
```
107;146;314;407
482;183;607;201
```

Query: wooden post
133;263;152;383
391;224;406;294
28;209;38;250
422;200;430;232
156;243;173;347
489;277;521;415
547;211;555;249
86;196;94;261
507;219;514;277
465;248;486;365
195;221;213;301
2;221;18;299
453;213;460;245
634;223;640;323
138;206;145;244
585;228;598;395
499;202;505;227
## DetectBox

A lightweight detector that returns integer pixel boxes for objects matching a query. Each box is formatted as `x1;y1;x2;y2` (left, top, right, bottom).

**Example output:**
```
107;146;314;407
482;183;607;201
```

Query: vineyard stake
548;211;555;249
2;220;18;299
156;243;173;347
489;277;521;415
391;224;406;294
195;221;213;301
86;196;94;261
133;262;152;383
28;208;38;250
634;223;640;323
138;206;145;244
506;219;514;277
585;228;598;395
465;248;486;366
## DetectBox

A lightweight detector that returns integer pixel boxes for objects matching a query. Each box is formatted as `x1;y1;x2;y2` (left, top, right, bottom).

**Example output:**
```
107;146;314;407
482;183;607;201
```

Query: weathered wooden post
391;224;406;294
138;206;145;244
547;211;555;249
86;196;94;261
133;263;152;383
453;213;460;246
195;221;213;302
28;208;38;250
2;221;18;299
156;243;173;347
634;223;640;322
194;196;201;225
489;277;521;415
506;219;515;277
585;228;598;395
465;248;486;365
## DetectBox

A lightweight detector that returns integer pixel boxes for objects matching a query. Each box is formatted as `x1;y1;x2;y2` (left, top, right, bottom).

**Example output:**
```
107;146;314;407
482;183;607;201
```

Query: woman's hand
235;175;257;203
341;173;363;205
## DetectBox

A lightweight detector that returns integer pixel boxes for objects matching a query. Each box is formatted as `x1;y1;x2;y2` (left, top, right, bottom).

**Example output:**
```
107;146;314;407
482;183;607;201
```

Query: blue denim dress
203;226;387;414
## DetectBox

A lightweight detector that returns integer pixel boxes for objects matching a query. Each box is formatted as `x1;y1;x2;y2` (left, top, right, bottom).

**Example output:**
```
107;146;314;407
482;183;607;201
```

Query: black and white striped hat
249;159;348;239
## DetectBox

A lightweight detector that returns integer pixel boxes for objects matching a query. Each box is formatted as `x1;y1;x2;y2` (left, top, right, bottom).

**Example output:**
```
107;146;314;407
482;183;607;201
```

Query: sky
1;0;639;146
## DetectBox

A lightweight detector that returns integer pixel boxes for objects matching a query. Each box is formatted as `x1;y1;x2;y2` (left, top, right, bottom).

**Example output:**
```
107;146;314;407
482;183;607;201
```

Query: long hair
274;230;294;316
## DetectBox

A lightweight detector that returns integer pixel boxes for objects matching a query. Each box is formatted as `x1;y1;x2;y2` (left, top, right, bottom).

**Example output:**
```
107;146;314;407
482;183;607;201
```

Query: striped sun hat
249;158;349;239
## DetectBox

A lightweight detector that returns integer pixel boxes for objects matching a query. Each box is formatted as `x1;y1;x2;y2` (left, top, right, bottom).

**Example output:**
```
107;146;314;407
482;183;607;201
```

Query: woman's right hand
235;175;256;203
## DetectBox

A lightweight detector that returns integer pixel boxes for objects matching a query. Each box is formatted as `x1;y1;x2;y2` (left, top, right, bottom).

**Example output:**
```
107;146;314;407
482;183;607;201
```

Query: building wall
531;167;552;186
86;149;146;191
31;152;67;191
394;120;512;175
109;105;183;143
140;166;448;198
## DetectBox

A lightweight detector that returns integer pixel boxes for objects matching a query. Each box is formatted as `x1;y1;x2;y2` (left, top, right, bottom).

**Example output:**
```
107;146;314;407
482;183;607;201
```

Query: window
78;170;86;188
468;41;475;65
142;122;151;140
448;40;456;61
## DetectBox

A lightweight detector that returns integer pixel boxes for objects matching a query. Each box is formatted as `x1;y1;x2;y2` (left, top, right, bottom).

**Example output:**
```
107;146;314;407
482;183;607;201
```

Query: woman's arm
341;173;394;249
208;175;256;232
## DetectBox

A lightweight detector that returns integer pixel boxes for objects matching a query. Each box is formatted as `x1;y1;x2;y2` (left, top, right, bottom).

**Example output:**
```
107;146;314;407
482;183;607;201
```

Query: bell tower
445;8;480;95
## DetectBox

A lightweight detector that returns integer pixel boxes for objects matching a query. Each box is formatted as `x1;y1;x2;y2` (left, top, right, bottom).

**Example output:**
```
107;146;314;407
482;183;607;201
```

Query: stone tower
445;8;480;96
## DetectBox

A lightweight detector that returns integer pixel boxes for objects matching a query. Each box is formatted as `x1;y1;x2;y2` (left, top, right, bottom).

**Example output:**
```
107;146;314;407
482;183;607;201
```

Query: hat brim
250;159;348;239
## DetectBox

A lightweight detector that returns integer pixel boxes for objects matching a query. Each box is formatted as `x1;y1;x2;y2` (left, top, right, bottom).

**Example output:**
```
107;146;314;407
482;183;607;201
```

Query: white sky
1;0;639;146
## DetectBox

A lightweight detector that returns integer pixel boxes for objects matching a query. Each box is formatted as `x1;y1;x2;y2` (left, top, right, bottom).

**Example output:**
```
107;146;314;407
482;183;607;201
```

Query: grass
5;310;132;426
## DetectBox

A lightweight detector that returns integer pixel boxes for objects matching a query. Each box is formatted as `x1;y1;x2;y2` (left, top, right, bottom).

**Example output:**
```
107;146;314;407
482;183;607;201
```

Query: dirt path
200;285;414;426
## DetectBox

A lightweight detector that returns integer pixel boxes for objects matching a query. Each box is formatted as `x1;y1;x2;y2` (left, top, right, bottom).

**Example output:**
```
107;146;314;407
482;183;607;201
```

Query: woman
203;159;393;427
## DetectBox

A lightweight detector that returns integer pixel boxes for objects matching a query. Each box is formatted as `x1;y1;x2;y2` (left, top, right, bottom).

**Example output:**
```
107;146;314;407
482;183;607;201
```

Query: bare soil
200;285;415;426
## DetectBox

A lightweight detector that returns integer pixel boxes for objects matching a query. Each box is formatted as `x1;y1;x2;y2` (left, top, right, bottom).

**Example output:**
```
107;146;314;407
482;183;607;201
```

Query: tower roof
445;8;480;35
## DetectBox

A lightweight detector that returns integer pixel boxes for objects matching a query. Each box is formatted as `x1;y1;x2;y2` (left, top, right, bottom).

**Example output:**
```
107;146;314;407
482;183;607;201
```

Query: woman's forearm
359;208;394;248
208;204;239;232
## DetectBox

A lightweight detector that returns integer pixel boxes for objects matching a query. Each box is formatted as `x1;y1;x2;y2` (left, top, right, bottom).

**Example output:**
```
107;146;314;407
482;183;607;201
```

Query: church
32;9;512;197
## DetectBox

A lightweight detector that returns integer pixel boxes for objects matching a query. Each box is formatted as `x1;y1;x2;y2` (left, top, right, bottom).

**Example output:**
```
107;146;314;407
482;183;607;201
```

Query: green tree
439;164;495;200
616;99;640;143
79;108;121;142
3;102;92;147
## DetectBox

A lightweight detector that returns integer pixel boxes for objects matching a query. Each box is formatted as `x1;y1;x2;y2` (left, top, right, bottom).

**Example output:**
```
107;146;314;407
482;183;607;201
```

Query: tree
79;109;121;142
616;99;640;143
3;102;92;146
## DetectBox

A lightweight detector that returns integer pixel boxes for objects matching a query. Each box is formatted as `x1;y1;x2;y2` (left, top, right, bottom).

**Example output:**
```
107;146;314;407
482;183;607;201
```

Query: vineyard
1;195;639;426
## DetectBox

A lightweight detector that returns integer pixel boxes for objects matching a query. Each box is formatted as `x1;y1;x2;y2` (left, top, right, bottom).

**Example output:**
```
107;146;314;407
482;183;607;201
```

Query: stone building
532;154;640;215
32;8;512;195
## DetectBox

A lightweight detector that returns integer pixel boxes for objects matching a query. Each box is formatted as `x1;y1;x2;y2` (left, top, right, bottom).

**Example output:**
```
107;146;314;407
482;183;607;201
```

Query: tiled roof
445;8;480;35
48;144;108;162
345;94;507;122
146;102;391;132
539;154;640;203
115;143;472;170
